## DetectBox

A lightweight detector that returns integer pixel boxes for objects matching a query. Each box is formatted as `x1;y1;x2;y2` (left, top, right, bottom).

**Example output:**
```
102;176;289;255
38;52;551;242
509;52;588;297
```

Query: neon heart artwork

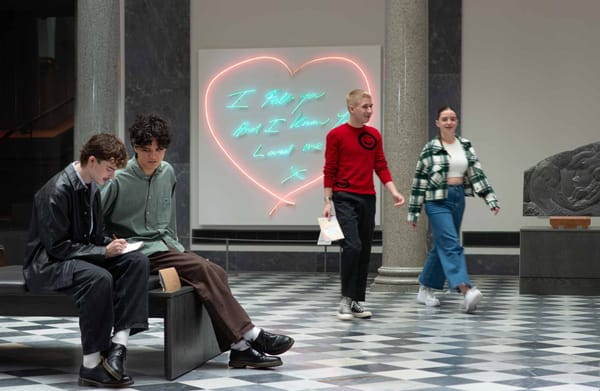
203;55;373;215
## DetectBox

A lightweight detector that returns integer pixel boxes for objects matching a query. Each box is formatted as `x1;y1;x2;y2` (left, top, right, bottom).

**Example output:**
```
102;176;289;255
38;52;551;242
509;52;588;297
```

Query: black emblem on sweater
358;132;377;150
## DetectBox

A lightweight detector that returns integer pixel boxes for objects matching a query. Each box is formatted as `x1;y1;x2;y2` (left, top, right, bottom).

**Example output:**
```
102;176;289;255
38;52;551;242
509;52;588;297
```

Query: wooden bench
0;264;221;380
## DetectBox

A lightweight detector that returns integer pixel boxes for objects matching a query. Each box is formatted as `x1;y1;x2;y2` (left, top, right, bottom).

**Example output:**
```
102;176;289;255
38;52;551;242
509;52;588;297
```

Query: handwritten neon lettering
291;92;326;114
264;118;286;134
232;121;262;138
226;89;256;109
281;166;307;184
253;145;265;158
203;55;375;214
268;144;294;157
253;144;295;159
261;89;295;108
302;142;323;152
333;110;349;127
289;113;330;129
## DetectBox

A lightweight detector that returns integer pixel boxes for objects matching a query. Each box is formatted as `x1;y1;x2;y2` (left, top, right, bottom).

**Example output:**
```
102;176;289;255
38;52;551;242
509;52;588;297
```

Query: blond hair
346;89;371;109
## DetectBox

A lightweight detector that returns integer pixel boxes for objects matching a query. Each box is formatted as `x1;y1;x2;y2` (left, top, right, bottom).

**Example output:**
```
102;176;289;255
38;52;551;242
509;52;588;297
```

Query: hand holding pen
106;234;128;258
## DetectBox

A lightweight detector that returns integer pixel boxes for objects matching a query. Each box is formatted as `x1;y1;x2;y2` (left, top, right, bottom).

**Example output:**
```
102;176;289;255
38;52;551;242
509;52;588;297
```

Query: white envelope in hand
317;216;344;241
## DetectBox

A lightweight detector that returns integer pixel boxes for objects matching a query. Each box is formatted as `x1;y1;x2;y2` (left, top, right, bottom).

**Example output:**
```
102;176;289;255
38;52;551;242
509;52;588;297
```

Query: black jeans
58;251;149;354
333;191;376;302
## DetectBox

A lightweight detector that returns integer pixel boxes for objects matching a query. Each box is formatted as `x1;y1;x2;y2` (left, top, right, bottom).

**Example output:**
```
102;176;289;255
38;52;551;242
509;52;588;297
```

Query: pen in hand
108;234;127;257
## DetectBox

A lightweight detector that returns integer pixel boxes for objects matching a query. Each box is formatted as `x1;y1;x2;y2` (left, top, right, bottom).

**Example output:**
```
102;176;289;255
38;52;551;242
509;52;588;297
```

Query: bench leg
162;289;222;380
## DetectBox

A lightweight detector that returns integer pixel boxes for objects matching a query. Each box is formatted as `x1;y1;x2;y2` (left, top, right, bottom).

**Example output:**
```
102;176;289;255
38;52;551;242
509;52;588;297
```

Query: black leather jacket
23;163;110;293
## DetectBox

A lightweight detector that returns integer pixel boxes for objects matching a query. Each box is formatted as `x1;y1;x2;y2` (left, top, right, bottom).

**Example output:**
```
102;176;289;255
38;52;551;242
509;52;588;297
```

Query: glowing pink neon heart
203;55;372;212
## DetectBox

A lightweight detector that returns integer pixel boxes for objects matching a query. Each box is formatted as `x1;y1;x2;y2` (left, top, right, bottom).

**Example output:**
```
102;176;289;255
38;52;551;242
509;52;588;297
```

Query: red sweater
323;123;393;195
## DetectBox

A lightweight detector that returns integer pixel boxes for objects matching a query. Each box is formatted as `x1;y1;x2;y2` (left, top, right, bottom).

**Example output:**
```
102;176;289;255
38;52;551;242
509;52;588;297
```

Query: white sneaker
417;285;440;307
337;297;353;320
350;301;372;318
464;287;483;313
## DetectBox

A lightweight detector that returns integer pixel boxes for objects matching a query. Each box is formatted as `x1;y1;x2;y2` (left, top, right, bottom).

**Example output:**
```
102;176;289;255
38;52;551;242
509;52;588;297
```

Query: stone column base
370;266;421;292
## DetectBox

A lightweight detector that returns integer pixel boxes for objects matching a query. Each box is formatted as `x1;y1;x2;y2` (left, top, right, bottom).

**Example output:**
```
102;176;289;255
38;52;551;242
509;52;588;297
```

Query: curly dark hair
128;113;172;149
79;133;127;168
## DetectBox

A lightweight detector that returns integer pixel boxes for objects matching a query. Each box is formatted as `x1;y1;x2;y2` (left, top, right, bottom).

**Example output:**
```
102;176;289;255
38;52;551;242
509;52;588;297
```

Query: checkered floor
1;274;600;390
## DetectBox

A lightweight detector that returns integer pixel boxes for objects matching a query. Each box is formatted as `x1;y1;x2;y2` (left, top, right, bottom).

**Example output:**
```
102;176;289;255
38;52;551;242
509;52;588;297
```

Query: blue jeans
418;185;472;290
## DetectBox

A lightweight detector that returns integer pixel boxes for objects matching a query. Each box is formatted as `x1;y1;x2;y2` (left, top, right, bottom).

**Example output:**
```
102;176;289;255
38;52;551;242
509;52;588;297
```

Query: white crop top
444;139;468;178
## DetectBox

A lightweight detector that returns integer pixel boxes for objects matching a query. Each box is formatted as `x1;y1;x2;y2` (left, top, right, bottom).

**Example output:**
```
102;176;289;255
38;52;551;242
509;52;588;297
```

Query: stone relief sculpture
523;142;600;216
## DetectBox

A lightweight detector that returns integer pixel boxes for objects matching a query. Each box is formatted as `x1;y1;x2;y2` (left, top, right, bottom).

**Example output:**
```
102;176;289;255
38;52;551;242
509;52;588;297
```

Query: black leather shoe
229;348;282;369
78;364;133;388
251;329;294;355
102;342;127;380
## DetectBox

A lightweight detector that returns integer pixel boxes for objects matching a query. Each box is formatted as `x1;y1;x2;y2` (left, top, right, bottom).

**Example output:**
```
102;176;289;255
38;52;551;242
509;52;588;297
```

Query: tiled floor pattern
1;274;600;390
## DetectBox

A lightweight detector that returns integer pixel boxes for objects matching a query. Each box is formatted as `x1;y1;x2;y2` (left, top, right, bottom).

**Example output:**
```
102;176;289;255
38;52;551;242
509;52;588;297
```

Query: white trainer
417;285;440;307
337;297;354;320
464;287;483;313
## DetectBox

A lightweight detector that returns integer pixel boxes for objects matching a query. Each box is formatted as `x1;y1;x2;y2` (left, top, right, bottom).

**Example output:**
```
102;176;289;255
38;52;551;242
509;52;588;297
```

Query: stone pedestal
372;266;424;293
520;227;600;295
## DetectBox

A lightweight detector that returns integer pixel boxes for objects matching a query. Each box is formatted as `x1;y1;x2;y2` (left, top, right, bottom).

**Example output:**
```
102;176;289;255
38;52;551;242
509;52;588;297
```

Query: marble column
428;0;462;138
372;0;429;292
124;0;190;247
74;0;121;155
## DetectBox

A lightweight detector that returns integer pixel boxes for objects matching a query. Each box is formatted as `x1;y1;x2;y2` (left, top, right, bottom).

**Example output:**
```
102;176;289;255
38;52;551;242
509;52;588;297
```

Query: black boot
102;342;127;380
229;348;282;369
78;363;133;388
251;329;294;355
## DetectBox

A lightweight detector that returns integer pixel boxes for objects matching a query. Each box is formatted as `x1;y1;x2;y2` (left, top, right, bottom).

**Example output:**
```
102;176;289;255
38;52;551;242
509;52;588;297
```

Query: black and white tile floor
1;274;600;390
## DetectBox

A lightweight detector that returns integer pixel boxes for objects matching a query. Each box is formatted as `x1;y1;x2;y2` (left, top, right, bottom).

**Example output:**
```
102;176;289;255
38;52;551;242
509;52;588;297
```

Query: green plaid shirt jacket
407;136;499;223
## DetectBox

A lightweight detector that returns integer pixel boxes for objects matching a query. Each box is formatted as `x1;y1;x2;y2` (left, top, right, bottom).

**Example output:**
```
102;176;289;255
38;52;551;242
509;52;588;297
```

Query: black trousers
58;252;149;354
333;191;376;302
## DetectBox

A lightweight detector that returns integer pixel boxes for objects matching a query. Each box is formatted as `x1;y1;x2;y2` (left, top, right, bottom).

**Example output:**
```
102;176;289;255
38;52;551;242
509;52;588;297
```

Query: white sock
230;338;250;351
243;327;261;342
112;328;130;347
82;352;101;369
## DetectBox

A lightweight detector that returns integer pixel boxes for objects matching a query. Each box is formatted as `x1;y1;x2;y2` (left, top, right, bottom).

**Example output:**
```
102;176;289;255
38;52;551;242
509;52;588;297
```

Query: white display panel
196;46;381;227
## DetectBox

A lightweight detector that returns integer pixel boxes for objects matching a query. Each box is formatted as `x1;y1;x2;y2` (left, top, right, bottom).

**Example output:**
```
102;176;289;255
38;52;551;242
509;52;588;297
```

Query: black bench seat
0;265;221;380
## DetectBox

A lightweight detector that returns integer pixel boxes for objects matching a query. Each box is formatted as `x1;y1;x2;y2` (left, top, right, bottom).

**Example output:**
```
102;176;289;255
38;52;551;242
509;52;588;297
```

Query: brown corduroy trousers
149;249;253;351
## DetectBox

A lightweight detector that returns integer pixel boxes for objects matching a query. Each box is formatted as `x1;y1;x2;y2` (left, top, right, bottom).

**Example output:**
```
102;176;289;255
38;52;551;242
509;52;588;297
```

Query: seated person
23;133;149;388
101;114;294;368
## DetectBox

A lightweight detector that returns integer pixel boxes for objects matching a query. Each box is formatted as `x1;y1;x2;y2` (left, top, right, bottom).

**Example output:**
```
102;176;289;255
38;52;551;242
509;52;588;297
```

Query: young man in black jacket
23;133;149;388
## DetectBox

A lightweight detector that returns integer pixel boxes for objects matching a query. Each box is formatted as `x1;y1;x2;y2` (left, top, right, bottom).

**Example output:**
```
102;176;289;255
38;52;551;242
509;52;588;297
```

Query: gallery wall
190;0;600;233
462;0;600;231
190;0;387;229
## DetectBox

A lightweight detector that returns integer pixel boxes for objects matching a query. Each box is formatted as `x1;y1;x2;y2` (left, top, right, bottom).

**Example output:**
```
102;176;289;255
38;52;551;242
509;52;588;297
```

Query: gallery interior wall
191;0;600;237
123;0;600;252
190;0;387;230
462;0;600;231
